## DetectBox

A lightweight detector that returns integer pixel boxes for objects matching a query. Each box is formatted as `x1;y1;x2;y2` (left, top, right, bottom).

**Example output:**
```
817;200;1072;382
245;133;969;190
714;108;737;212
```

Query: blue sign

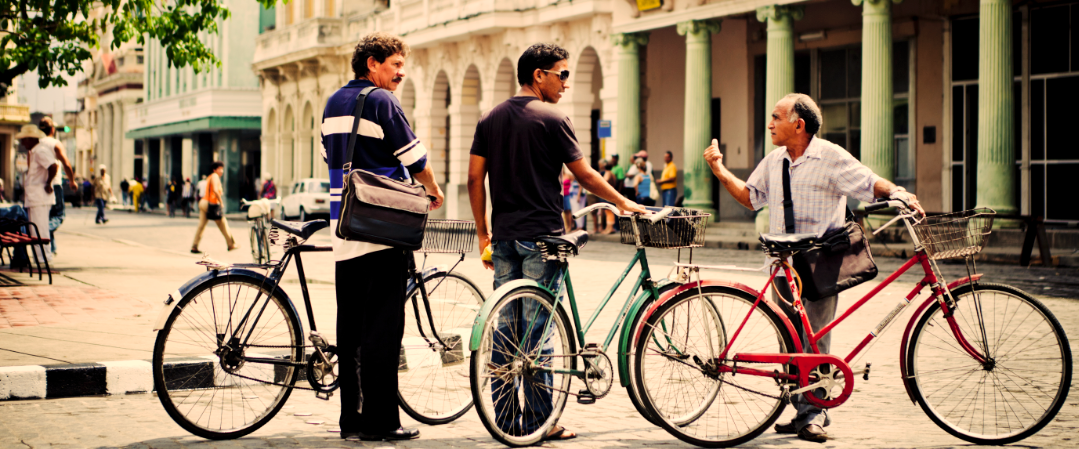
597;119;612;138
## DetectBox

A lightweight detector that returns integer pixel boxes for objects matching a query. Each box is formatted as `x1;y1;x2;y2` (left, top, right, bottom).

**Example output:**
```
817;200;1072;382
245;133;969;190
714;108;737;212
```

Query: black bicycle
151;218;483;439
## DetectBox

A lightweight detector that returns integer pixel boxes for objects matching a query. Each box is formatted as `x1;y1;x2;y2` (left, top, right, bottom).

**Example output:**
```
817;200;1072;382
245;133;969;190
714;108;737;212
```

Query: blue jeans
49;188;64;253
661;188;677;207
95;199;107;223
490;240;562;434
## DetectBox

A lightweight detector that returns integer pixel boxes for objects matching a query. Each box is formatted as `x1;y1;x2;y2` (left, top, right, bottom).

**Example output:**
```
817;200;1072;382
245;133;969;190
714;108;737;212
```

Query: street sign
597;120;611;138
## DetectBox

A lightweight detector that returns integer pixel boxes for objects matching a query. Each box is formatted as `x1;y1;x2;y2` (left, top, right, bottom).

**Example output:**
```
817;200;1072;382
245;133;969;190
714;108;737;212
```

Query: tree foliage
0;0;278;95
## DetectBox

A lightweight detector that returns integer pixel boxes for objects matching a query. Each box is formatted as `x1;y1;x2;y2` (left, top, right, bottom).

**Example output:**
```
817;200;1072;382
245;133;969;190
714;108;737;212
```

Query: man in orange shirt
657;151;678;207
191;161;239;253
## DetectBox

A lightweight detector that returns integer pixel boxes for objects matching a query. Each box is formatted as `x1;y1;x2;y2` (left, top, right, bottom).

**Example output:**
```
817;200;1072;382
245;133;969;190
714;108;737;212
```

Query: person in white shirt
37;118;76;255
196;175;208;201
15;125;57;262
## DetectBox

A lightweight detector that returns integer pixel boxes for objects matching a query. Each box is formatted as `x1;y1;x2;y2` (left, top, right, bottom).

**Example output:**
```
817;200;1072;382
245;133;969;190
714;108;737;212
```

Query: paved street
1;207;1078;448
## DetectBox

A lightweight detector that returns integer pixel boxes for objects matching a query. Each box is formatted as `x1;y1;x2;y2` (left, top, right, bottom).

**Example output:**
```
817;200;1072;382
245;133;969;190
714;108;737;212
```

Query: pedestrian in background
94;165;111;224
16;124;55;263
128;177;144;213
120;178;130;206
260;172;276;199
0;177;5;202
167;178;181;217
38;117;76;256
82;177;93;206
633;158;656;206
196;175;207;202
191;162;238;253
592;158;616;234
181;178;194;218
658;150;678;207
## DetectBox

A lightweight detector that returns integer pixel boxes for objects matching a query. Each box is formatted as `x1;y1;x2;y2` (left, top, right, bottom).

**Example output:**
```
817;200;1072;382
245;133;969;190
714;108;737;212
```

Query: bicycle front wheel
470;286;576;447
152;275;303;440
398;271;484;424
249;222;262;263
635;286;794;448
908;282;1072;444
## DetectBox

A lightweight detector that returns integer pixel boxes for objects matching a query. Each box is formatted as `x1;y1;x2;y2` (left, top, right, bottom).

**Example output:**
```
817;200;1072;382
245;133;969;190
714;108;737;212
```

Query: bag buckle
342;162;352;172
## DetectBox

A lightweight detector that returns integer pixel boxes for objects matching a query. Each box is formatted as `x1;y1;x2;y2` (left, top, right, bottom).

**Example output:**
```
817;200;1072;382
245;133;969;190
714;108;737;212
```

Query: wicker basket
617;212;710;249
419;219;477;253
912;208;995;260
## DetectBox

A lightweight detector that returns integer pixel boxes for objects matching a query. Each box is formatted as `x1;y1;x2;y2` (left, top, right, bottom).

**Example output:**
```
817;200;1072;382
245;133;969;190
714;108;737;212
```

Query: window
1030;4;1079;221
137;55;144;65
818;46;862;159
316;182;330;193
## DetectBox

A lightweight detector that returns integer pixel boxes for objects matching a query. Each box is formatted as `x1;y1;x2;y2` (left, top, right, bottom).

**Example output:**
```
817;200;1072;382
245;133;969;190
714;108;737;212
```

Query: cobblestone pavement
1;209;1077;447
0;286;150;329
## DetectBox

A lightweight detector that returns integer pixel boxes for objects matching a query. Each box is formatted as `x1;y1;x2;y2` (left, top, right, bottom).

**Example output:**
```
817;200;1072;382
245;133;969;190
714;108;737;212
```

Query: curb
0;360;154;400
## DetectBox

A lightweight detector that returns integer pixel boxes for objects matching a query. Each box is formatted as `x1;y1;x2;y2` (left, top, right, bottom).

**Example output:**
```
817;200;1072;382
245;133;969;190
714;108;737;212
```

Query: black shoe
339;432;359;440
774;421;797;434
797;424;828;443
346;427;420;441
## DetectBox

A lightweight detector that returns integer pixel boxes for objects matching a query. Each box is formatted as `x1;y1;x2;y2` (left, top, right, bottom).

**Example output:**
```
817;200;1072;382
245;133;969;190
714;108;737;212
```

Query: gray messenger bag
335;86;429;250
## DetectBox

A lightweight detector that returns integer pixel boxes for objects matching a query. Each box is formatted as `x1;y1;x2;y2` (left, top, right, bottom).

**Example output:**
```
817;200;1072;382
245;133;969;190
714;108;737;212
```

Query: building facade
0;80;32;199
126;0;262;212
253;0;618;219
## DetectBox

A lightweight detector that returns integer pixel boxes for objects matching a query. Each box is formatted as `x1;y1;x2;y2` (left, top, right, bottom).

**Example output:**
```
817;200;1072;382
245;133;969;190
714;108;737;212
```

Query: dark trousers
95;199;107;223
336;249;409;434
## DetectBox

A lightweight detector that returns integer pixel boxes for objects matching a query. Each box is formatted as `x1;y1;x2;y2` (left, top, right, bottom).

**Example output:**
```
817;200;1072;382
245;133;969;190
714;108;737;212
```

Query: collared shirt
25;142;57;208
39;137;63;186
746;136;881;236
322;79;428;261
660;162;677;190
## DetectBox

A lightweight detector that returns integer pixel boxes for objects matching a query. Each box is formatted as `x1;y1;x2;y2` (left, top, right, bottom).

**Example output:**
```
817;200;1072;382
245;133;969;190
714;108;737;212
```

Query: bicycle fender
153;269;300;335
616;279;675;387
634;280;804;354
468;280;557;352
406;265;448;295
898;274;983;404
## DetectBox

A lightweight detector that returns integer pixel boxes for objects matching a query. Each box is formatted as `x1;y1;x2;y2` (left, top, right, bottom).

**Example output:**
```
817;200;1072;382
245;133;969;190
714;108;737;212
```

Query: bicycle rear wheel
249;222;263;263
635;286;794;448
908;282;1071;444
152;275;303;440
470;286;576;447
398;271;484;424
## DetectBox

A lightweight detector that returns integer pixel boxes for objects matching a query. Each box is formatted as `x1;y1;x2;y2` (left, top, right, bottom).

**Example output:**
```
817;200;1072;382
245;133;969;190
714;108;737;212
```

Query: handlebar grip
865;202;890;212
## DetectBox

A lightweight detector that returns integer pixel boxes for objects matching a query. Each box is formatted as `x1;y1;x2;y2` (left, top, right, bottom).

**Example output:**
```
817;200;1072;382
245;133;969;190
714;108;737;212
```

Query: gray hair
782;93;822;136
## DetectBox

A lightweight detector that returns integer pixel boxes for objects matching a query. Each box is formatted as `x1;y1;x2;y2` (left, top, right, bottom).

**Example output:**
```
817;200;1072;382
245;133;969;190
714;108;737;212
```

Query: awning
126;116;260;139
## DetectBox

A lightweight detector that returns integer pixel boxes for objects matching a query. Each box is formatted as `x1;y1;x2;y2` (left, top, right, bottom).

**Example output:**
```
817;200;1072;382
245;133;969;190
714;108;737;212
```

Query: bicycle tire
470;286;577;447
398;271;484;425
249;221;263;264
635;286;794;448
907;282;1072;445
152;275;303;440
624;284;677;426
259;219;272;264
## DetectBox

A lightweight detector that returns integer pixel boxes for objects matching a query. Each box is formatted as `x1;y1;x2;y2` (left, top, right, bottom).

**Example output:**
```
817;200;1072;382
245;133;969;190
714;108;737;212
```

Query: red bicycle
632;200;1072;447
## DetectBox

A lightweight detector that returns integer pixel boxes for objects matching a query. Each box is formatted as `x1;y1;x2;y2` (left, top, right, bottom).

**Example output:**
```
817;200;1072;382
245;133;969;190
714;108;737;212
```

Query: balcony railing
0;104;30;125
253;17;345;64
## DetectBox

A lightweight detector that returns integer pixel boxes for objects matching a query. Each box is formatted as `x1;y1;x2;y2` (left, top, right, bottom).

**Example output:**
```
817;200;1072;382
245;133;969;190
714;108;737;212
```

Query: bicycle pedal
576;389;597;405
315;391;333;401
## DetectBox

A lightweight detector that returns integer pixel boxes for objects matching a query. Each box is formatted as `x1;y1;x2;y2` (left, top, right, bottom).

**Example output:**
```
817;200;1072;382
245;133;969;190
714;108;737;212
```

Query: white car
280;178;331;221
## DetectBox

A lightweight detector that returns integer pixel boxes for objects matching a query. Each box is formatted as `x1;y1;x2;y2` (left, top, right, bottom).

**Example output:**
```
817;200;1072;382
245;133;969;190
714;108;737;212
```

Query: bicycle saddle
272;219;329;240
759;232;819;253
535;230;589;256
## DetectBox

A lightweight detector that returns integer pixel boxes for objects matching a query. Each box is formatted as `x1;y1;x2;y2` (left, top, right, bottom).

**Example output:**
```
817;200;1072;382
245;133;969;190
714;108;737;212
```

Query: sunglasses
542;69;571;81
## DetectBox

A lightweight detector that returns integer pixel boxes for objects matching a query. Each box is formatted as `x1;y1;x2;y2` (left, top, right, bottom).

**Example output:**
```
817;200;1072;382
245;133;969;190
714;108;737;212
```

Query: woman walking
191;162;239;253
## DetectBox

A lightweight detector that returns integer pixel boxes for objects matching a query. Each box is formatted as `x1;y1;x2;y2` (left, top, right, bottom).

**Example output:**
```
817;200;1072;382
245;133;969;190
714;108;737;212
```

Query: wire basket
617;211;711;249
420;219;477;253
912;208;995;260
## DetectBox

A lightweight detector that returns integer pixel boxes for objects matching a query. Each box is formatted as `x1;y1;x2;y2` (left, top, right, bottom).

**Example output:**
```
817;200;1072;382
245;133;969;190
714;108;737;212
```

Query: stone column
977;0;1016;214
677;20;722;215
756;5;802;233
611;32;649;170
854;0;900;182
181;135;194;182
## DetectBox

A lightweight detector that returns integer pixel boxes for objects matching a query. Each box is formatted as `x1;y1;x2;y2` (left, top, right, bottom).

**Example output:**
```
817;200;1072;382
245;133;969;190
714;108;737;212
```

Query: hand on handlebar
616;198;649;215
890;189;925;216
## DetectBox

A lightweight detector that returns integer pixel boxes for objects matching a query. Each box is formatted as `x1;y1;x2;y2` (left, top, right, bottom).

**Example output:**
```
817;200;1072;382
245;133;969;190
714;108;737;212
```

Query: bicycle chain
213;344;321;391
659;351;790;402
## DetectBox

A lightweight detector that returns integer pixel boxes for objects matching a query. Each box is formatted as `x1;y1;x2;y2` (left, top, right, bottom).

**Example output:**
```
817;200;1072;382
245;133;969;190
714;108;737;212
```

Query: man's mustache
392;77;403;83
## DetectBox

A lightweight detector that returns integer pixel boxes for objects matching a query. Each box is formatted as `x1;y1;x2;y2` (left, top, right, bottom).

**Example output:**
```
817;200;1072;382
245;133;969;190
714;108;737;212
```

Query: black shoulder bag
783;158;878;301
335;86;429;250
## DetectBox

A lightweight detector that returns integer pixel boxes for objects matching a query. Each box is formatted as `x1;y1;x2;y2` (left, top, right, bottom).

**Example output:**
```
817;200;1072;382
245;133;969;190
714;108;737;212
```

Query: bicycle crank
307;345;340;399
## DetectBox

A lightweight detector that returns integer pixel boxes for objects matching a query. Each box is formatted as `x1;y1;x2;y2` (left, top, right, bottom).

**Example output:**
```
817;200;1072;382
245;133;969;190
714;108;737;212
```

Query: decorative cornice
756;4;805;23
677;19;722;36
610;32;650;48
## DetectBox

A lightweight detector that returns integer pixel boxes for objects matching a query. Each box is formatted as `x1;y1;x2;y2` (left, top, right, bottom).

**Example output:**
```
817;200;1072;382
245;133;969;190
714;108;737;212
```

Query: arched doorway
264;108;277;189
493;58;515;106
300;102;315;179
573;47;603;167
431;71;450;184
397;79;417;129
282;105;295;191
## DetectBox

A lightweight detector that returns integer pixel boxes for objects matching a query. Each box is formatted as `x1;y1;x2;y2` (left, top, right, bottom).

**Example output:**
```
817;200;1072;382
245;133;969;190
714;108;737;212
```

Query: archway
493;58;515;106
264;108;277;189
398;79;417;129
431;71;450;184
300;102;315;179
572;46;603;167
282;105;295;191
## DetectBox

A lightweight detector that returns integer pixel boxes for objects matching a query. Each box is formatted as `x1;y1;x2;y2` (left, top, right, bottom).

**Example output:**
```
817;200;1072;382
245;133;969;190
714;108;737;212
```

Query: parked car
280;178;331;221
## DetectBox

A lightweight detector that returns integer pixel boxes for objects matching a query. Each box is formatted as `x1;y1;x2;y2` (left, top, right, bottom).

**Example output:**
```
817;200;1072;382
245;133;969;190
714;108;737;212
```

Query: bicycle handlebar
572;203;674;222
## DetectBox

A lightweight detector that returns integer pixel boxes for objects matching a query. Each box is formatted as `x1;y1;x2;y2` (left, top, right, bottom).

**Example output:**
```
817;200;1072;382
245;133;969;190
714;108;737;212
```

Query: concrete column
756;5;803;233
182;135;193;181
854;0;900;181
611;32;649;170
977;0;1016;214
677;19;722;215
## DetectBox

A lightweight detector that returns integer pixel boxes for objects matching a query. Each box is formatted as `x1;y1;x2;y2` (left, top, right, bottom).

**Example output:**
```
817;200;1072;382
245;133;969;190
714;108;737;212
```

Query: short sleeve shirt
471;96;583;240
322;79;428;261
745;137;881;236
660;162;677;190
24;142;57;208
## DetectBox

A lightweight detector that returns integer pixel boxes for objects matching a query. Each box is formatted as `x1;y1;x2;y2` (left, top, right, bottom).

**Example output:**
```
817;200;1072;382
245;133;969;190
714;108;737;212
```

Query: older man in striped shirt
704;93;920;443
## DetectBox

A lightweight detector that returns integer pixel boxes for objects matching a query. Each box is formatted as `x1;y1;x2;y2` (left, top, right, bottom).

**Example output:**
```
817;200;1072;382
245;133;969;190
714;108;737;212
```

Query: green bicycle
468;204;711;447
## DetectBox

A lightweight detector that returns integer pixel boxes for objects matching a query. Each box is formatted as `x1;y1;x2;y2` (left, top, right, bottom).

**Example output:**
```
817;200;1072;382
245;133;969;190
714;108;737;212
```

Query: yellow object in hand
481;244;493;262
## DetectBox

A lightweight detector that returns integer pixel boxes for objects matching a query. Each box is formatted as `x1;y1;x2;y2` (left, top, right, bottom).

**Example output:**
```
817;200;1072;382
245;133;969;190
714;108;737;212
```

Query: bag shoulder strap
782;158;795;234
342;86;379;173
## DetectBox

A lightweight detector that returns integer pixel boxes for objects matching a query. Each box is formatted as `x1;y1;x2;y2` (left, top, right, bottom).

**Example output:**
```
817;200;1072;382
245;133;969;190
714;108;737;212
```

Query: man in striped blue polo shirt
321;32;444;442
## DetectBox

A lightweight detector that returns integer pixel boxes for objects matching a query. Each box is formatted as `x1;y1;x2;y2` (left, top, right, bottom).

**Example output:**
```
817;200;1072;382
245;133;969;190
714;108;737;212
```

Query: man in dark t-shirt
468;43;645;443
